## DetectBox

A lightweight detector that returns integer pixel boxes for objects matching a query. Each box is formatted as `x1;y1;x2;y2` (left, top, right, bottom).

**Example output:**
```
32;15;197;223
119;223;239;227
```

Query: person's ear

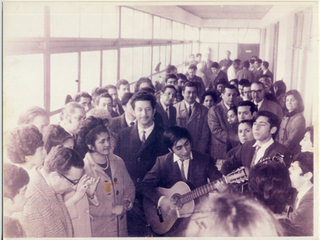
88;144;95;151
168;148;173;153
48;172;60;184
304;172;313;181
270;126;277;135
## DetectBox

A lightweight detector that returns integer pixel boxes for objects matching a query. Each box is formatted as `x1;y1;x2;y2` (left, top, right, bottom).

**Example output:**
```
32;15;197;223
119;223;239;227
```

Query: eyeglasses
59;173;82;185
251;89;263;94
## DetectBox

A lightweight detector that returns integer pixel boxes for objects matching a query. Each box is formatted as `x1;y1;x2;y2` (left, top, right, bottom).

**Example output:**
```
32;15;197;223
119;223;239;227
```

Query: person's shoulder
117;125;134;137
192;150;211;162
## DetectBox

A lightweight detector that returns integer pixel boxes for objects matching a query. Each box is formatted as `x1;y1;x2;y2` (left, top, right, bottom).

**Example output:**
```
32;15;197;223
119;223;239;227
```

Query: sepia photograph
2;1;319;239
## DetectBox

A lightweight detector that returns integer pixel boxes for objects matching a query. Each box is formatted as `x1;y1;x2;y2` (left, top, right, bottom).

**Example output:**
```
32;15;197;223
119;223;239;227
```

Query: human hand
73;174;91;204
86;176;100;198
215;179;229;193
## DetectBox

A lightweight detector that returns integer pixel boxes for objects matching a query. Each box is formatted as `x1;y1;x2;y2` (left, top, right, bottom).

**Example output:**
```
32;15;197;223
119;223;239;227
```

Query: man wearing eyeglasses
21;146;85;237
156;85;177;129
251;82;283;122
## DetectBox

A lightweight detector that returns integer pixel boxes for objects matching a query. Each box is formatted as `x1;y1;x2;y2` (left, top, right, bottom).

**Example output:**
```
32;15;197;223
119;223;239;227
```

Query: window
200;28;219;42
102;6;119;38
80;4;103;38
153;16;161;39
238;29;260;44
121;7;134;38
219;28;239;43
133;10;144;39
80;51;101;93
120;48;133;82
152;46;160;73
102;50;118;86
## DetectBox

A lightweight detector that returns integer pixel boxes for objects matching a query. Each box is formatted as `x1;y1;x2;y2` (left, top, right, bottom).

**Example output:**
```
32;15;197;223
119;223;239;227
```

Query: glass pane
132;47;143;81
160;18;167;40
80;4;103;38
192;42;199;54
178;23;184;41
102;6;119;38
172;44;183;66
200;43;219;62
185;25;193;41
220;28;239;43
3;54;44;131
121;7;133;38
172;22;178;40
3;2;44;38
200;28;219;42
152;46;160;74
102;50;118;86
142;46;152;77
238;28;261;44
50;3;80;37
153;16;161;39
160;46;166;71
219;43;238;62
80;51;101;93
193;27;199;41
120;48;133;82
143;13;152;39
51;53;78;111
133;10;144;39
167;20;172;40
166;45;171;66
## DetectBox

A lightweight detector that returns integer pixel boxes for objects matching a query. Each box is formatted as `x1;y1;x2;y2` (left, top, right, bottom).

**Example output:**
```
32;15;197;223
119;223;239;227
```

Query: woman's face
31;146;46;166
203;95;214;109
93;132;111;156
286;94;298;112
238;122;254;144
227;110;238;125
300;131;313;152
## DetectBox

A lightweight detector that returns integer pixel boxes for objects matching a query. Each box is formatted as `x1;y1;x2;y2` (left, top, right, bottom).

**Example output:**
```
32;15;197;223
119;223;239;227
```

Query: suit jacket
174;101;210;153
236;68;253;82
139;151;222;205
259;98;284;122
114;124;169;191
207;101;230;159
155;100;176;129
221;140;290;175
289;187;313;236
263;69;274;82
199;60;214;88
252;67;263;82
208;70;228;90
21;167;73;237
219;58;233;73
110;114;129;135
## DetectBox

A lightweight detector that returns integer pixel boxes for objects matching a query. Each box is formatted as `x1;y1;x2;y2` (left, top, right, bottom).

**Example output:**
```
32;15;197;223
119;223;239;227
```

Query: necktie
141;130;146;144
251;145;261;167
166;107;170;119
180;159;187;182
188;106;192;118
130;122;134;126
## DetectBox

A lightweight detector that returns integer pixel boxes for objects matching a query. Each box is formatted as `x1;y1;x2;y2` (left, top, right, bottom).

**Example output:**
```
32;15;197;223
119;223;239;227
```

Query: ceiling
177;5;274;19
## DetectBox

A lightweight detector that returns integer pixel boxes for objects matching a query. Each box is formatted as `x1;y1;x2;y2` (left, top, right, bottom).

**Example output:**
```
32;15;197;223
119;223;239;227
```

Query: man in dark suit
252;58;263;82
261;61;274;82
174;82;210;154
288;152;314;236
219;50;233;73
156;85;177;129
109;92;135;135
96;92;119;118
105;84;124;116
114;91;169;237
185;64;206;99
208;62;228;90
221;111;290;175
208;84;238;159
251;81;283;121
139;126;225;236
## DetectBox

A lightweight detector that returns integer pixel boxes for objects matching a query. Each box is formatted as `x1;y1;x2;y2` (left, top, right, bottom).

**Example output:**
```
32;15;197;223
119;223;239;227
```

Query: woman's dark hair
3;163;29;199
249;163;292;214
163;126;193;150
305;126;314;146
200;90;217;104
6;125;43;164
43;124;73;154
285;89;304;113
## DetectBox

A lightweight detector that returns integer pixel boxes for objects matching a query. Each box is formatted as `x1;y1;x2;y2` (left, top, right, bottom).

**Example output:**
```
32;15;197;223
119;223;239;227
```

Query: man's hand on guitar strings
215;179;229;193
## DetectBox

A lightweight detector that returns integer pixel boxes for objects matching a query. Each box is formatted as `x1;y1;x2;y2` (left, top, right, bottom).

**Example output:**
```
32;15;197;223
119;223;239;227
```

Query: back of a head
135;77;155;92
18;106;49;125
60;102;84;122
249;163;292;214
73;91;92;102
43;124;73;154
273;80;287;96
6;124;43;164
186;193;283;237
3;163;29;199
3;216;24;238
86;108;111;121
243;60;250;68
188;64;197;71
44;145;84;175
293;152;314;183
91;87;109;105
165;74;178;83
211;62;220;69
177;73;187;81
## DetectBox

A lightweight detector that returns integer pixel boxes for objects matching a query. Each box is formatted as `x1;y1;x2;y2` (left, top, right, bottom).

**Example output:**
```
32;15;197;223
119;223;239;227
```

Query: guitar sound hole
171;193;183;209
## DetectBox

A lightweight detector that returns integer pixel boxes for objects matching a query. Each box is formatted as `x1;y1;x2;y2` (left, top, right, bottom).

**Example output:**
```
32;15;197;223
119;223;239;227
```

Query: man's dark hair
262;61;269;69
188;64;197;71
131;91;156;110
91;87;108;105
96;92;113;106
134;77;155;93
211;62;220;69
221;84;237;94
239;79;250;86
182;81;198;93
239;119;254;128
163;126;193;150
243;60;250;68
255;111;279;130
104;84;117;92
73;91;92;102
293;152;314;183
249;59;255;64
249;163;292;214
238;101;257;114
177;73;188;81
165;74;178;83
161;85;177;94
255;59;262;64
116;79;129;90
44;146;84;175
196;53;202;58
228;106;238;115
43;124;73;154
165;65;177;75
229;79;239;86
233;59;241;64
121;92;134;106
3;163;29;199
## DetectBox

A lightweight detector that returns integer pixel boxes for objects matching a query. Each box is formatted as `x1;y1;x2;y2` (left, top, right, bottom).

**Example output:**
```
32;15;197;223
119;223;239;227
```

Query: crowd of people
3;51;315;238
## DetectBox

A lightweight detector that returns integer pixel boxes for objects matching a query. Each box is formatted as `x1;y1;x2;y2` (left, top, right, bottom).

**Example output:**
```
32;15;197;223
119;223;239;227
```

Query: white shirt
296;185;313;209
223;100;231;110
125;114;135;127
138;122;154;142
227;65;237;80
184;101;195;116
173;152;193;181
254;98;264;110
252;137;274;165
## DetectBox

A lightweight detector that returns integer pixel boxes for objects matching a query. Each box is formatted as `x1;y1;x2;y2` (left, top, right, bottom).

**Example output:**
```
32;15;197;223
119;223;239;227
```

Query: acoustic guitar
143;166;248;235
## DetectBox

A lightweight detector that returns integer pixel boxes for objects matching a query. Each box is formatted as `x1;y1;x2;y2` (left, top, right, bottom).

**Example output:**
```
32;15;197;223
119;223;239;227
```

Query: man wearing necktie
139;126;225;236
221;111;290;176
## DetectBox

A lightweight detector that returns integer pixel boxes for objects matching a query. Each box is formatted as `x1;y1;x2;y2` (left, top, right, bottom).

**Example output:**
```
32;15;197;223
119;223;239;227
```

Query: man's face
226;51;231;58
32;115;49;134
133;100;155;127
66;108;86;135
55;167;84;194
98;97;113;114
300;131;313;152
238;85;244;96
118;84;130;100
123;99;135;119
161;88;176;106
166;78;178;86
243;86;252;101
233;62;240;70
171;138;192;160
188;68;196;79
108;88;118;107
252;116;275;142
182;86;197;104
196;55;202;63
251;83;265;103
254;61;260;68
238;106;253;122
79;97;92;112
238;122;254;144
178;78;186;87
289;161;307;189
211;67;218;74
221;88;237;106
